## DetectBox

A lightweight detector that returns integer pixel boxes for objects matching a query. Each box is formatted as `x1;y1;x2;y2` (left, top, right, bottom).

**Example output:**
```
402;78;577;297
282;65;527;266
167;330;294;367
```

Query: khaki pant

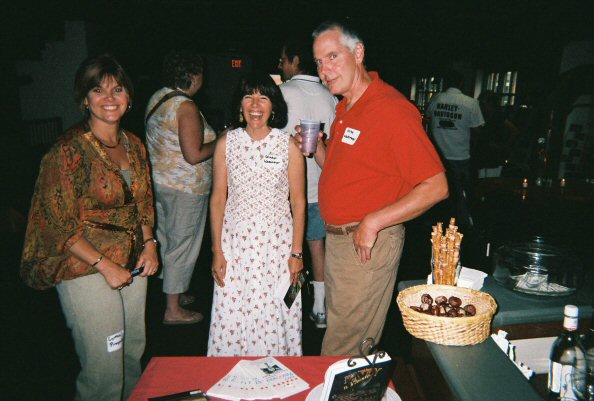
154;184;209;294
321;224;404;356
57;273;147;401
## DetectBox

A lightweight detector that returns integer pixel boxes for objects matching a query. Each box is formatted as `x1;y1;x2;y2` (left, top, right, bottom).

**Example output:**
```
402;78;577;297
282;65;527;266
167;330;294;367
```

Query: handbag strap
145;90;193;125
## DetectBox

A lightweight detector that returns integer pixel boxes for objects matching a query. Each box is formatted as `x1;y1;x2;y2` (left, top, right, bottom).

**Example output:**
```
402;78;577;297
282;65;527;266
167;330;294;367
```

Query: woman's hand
288;256;304;285
97;259;133;290
137;241;159;277
211;250;227;287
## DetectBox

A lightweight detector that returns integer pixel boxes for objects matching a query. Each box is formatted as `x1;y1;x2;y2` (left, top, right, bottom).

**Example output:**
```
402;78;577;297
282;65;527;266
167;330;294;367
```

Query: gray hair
312;21;364;52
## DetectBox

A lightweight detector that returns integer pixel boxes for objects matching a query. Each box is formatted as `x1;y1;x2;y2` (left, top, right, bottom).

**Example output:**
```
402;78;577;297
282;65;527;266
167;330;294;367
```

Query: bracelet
290;252;303;260
143;237;158;246
91;255;104;268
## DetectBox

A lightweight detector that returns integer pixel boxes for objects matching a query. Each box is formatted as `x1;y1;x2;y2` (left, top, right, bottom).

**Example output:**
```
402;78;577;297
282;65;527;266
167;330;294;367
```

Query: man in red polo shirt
304;21;448;355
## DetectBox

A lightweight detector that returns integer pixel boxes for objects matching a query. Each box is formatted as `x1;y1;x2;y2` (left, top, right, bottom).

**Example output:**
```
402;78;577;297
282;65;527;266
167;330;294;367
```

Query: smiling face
313;28;364;99
241;91;273;132
84;75;129;127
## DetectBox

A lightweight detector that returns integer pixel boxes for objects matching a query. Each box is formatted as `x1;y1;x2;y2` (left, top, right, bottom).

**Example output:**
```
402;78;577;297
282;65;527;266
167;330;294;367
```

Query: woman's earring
271;111;275;122
239;109;244;123
127;104;132;112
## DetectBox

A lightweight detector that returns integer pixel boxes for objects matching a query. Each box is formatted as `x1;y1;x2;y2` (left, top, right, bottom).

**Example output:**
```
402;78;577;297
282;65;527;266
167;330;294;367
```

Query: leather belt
325;224;359;235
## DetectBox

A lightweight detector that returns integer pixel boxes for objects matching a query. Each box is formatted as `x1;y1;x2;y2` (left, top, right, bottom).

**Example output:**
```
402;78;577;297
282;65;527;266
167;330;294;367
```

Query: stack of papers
491;330;534;379
206;357;309;400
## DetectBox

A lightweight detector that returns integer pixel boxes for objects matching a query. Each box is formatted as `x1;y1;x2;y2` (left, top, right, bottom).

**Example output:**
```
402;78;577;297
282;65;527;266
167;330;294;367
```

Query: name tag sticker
341;127;361;145
263;154;282;168
107;330;124;353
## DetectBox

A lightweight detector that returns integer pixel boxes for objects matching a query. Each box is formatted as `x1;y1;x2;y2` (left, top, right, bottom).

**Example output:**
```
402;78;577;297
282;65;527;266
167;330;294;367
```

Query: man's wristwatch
290;252;303;260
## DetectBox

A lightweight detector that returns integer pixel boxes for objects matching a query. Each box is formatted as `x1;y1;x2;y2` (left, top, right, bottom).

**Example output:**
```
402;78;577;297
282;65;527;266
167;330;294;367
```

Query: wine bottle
548;305;585;400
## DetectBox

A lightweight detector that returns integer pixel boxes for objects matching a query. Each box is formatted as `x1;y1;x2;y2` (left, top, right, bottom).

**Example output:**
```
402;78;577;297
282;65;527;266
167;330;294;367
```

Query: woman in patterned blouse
20;54;158;401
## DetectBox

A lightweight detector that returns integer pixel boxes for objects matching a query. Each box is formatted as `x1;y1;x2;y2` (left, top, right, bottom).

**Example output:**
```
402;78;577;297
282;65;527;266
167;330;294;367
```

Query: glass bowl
492;237;584;296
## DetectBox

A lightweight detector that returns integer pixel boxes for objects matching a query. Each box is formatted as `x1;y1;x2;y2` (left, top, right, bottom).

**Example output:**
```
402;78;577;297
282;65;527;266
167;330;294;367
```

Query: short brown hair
73;54;134;113
162;50;205;90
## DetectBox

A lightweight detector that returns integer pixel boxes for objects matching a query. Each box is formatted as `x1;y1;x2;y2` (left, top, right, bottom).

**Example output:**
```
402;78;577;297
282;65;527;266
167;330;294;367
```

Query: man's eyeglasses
278;57;288;64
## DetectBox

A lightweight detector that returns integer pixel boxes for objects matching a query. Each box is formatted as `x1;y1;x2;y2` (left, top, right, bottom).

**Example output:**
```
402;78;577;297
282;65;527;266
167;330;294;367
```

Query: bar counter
397;275;594;401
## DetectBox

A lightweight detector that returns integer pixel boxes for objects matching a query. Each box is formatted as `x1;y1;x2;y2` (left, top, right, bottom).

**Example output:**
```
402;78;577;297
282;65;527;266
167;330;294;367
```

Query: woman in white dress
208;72;306;356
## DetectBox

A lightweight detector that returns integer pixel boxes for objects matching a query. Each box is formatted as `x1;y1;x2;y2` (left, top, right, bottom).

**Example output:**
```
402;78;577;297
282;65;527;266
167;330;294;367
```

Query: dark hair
162;50;205;90
73;54;134;113
233;72;288;129
312;20;364;52
283;35;316;75
443;69;464;89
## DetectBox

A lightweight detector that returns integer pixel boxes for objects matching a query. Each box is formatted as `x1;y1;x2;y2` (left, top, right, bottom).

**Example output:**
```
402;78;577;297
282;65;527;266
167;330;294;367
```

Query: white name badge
107;330;124;353
341;127;361;145
263;154;282;168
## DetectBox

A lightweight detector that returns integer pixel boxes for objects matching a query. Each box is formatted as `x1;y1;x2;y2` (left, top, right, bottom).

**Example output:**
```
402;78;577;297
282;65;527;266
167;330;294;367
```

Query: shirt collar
445;87;463;94
336;71;381;115
289;74;321;83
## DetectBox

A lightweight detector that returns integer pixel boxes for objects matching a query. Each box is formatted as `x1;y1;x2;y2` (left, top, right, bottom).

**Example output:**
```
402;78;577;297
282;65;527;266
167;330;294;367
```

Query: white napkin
426;267;487;290
457;267;488;290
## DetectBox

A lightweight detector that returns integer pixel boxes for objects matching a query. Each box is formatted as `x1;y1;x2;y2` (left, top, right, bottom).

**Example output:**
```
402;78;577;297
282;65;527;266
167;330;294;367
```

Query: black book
321;353;393;401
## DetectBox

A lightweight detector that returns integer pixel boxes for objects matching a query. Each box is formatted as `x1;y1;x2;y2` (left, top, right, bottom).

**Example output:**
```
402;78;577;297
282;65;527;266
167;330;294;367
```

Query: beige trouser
321;224;405;356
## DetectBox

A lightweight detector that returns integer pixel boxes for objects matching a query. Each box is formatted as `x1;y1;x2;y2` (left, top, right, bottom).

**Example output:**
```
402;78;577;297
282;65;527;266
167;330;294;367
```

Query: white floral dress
207;128;302;356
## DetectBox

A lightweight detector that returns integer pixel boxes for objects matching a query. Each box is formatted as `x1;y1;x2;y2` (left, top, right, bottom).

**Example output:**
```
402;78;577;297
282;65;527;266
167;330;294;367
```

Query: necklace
99;135;121;149
92;129;122;149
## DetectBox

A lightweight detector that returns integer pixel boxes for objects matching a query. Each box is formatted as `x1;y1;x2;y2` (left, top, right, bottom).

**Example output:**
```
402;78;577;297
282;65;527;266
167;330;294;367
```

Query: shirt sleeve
20;142;85;289
388;101;445;186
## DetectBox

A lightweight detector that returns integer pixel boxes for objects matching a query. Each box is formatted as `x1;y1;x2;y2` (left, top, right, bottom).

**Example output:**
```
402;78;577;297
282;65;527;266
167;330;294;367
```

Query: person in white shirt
279;37;338;329
426;69;484;229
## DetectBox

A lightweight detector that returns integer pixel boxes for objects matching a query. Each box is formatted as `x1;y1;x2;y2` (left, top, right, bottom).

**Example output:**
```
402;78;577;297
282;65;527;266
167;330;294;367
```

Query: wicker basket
396;284;497;346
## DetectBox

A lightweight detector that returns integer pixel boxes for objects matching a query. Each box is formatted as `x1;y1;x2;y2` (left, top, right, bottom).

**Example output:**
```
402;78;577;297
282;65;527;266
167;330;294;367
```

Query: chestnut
448;296;462;307
435;295;448;305
410;305;421;312
464;304;477;316
420;303;431;312
421;293;433;305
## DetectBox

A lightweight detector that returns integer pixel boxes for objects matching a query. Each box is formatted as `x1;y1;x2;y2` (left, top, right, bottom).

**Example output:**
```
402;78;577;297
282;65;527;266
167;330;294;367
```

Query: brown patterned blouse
20;124;155;290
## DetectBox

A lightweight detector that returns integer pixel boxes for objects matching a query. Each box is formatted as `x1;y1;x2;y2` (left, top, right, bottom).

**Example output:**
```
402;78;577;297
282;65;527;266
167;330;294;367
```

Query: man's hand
294;125;325;157
352;218;379;264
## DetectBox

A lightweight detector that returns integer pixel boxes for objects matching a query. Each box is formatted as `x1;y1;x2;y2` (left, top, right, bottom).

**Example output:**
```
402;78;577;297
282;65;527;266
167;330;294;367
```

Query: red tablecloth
128;356;393;401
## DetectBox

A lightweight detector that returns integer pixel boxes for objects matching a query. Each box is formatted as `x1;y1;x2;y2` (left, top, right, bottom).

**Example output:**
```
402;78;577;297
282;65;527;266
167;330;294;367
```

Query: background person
208;72;306;356
299;21;448;356
20;54;158;401
425;69;484;229
145;50;216;325
279;36;338;329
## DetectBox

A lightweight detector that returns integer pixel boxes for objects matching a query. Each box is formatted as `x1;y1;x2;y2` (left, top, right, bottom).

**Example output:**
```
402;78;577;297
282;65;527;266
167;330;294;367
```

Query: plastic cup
300;119;320;153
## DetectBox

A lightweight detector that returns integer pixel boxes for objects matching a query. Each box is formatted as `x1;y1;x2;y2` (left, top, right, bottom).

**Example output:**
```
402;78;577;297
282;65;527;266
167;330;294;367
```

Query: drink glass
572;366;594;400
300;119;320;153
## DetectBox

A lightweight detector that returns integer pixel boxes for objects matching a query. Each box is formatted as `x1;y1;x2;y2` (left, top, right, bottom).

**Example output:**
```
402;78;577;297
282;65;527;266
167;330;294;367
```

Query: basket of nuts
396;284;497;346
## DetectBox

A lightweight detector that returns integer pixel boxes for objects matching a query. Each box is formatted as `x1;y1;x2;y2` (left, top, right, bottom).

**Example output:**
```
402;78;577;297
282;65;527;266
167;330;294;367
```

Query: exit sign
231;59;243;68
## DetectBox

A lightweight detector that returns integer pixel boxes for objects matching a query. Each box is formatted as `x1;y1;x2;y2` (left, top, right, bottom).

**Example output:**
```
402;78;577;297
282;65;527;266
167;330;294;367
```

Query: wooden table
128;356;419;401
